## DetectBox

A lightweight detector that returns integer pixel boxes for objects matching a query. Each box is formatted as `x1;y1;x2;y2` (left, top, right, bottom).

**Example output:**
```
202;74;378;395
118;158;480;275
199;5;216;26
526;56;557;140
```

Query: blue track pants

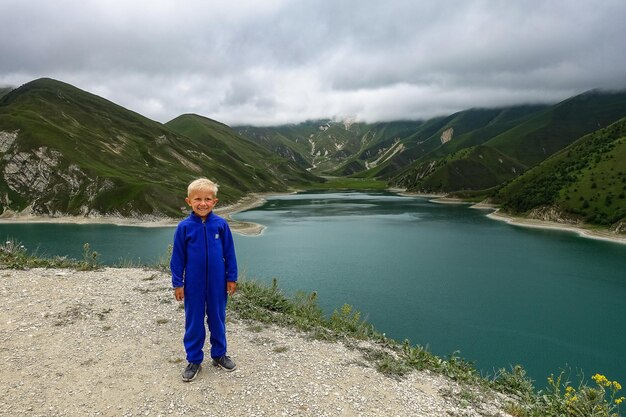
183;286;227;364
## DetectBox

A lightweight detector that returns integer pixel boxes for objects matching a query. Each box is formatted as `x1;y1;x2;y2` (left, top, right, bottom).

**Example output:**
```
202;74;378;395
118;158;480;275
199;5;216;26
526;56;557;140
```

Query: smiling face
185;188;218;219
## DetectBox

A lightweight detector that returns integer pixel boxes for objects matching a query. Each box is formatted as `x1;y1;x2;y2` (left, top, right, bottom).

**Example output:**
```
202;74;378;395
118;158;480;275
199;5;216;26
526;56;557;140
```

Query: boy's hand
227;281;237;296
174;287;184;301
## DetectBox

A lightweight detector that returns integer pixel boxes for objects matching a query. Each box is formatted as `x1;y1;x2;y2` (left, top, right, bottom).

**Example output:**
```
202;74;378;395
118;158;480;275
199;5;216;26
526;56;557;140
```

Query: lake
2;191;625;386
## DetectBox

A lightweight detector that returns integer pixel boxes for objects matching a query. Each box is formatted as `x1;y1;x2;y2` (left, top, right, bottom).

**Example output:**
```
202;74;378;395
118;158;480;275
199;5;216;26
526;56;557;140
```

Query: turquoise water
234;192;626;385
2;191;625;386
0;222;175;265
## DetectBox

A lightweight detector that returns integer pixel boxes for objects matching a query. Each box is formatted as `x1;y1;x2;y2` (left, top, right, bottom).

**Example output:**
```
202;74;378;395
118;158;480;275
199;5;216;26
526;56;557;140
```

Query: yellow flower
613;381;622;391
615;396;625;405
593;373;611;387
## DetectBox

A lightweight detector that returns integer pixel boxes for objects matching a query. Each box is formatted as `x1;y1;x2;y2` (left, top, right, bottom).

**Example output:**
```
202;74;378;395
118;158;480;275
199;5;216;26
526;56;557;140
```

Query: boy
170;178;238;382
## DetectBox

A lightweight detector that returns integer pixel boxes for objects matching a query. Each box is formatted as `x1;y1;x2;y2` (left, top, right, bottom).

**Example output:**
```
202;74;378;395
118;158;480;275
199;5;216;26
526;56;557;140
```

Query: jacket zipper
202;219;208;287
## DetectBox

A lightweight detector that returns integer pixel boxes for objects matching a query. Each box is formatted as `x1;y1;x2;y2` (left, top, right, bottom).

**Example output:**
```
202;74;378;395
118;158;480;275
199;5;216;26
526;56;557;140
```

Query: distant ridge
235;90;626;198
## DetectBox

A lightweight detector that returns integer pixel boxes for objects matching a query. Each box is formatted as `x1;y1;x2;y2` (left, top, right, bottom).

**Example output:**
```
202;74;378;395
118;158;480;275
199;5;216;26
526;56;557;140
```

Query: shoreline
395;191;448;199
1;190;624;244
395;191;626;245
429;197;472;205
486;209;626;245
0;214;179;228
215;191;297;236
0;191;292;236
394;191;626;245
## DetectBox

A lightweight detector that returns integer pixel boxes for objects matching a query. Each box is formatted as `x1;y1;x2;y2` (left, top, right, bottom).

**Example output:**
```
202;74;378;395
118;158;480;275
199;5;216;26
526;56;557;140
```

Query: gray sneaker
182;362;201;382
212;355;237;372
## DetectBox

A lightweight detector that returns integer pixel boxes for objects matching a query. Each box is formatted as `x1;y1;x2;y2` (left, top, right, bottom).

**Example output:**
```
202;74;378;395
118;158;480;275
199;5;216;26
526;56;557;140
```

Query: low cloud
1;0;625;125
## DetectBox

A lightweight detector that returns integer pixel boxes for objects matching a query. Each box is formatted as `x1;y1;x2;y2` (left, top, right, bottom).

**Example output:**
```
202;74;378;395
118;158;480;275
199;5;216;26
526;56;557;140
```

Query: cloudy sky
1;0;625;126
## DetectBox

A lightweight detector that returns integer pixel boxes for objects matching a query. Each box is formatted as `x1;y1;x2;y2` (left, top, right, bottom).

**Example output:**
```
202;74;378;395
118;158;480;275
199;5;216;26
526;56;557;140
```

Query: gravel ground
0;268;513;416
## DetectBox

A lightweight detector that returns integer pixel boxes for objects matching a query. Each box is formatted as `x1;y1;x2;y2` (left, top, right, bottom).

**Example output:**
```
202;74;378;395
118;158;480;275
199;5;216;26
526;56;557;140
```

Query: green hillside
165;114;318;188
0;78;314;218
368;106;546;180
331;120;425;177
237;120;373;173
389;92;626;194
236;119;425;176
424;105;548;159
235;125;313;168
487;90;626;167
324;116;457;179
393;145;526;193
494;117;626;228
239;106;548;184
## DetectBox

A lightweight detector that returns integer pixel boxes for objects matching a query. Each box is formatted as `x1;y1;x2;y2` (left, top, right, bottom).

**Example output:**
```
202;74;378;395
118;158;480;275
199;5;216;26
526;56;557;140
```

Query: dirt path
0;268;512;416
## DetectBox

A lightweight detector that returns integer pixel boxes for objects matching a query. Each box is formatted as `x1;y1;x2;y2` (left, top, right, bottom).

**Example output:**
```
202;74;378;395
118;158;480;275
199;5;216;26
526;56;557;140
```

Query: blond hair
187;178;219;197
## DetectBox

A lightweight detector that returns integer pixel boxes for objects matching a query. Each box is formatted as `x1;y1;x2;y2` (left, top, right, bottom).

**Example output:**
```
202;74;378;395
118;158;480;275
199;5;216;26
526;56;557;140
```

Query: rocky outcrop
0;131;117;216
389;159;443;192
3;146;63;193
610;219;626;234
364;139;404;169
527;205;582;224
342;116;356;130
440;127;454;144
0;130;18;152
527;206;624;235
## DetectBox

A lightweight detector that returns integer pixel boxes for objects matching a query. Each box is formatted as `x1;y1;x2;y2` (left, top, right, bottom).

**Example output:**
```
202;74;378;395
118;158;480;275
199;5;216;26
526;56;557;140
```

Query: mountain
165;114;317;189
0;78;316;218
235;92;625;230
2;78;624;230
494;117;626;230
236;119;428;174
361;106;547;181
391;91;626;193
236;106;548;185
247;92;621;195
391;145;527;193
486;90;626;166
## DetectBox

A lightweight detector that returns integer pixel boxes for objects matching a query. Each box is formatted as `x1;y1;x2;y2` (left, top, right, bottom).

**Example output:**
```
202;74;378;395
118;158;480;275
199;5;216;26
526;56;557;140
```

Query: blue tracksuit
170;211;238;364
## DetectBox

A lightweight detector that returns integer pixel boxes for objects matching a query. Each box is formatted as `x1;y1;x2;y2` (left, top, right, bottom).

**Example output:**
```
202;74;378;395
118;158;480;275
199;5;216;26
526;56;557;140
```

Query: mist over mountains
1;78;625;230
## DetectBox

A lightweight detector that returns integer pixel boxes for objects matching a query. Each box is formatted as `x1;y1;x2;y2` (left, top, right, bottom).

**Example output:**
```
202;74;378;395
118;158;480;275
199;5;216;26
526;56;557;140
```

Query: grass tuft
0;238;102;270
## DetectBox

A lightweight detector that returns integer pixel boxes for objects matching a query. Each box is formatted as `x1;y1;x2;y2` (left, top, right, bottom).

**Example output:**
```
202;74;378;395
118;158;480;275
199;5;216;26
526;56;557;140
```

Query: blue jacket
170;211;238;290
